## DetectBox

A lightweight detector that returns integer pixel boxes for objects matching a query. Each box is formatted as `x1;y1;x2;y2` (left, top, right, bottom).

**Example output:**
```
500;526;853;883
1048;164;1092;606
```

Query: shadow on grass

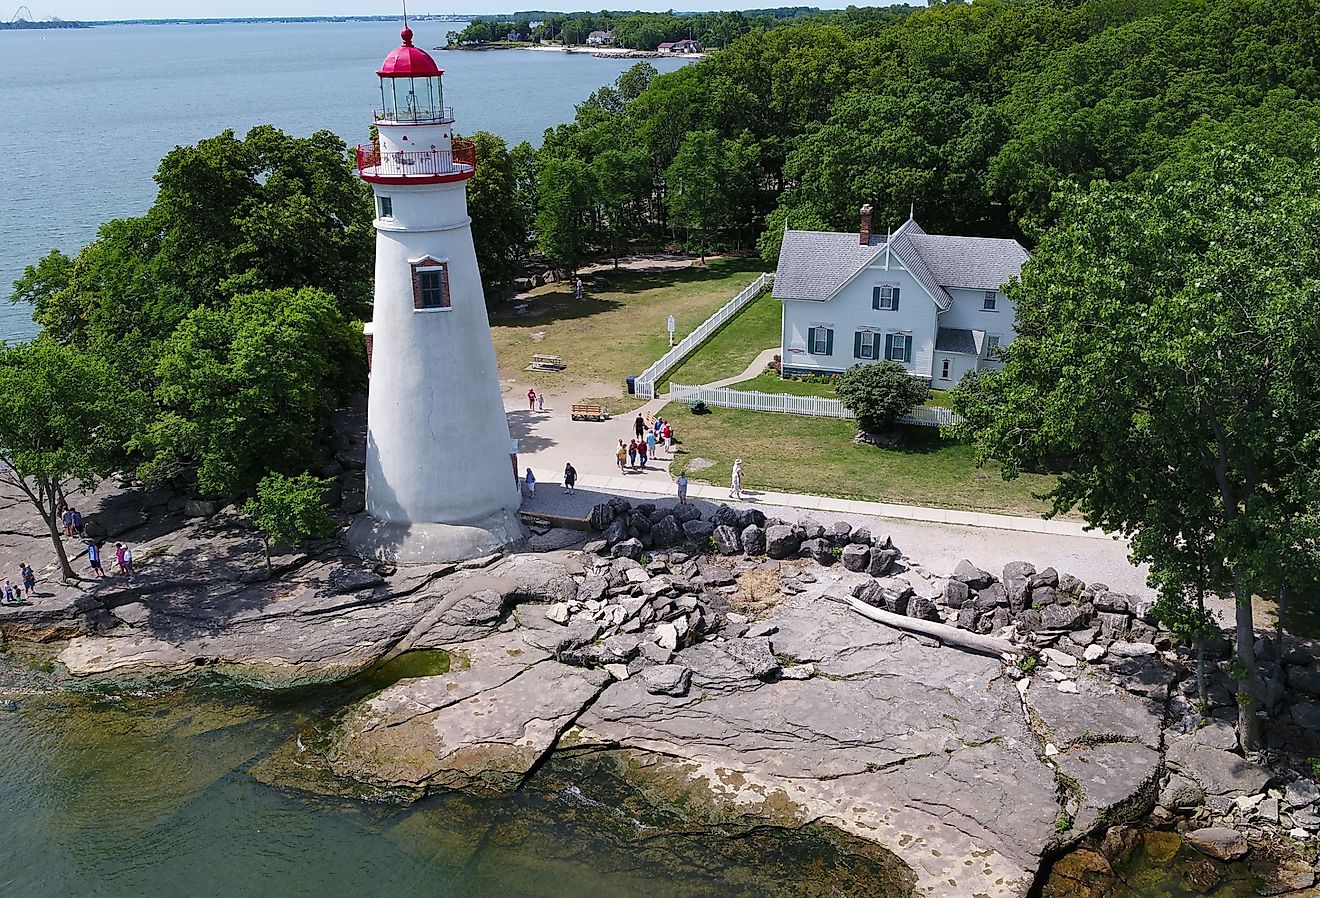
490;293;624;328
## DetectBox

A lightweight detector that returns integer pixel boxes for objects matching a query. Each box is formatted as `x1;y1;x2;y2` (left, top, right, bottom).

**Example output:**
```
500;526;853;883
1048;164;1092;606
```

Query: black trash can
626;376;636;395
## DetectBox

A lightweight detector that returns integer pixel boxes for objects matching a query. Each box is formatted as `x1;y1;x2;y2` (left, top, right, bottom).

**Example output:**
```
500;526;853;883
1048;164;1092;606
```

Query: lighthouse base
347;508;527;565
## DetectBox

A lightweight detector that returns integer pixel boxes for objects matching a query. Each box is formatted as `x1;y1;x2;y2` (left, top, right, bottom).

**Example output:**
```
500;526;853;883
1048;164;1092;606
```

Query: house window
808;326;832;355
377;195;393;218
987;334;1002;356
411;259;451;310
885;333;911;363
855;331;877;360
982;290;998;311
941;359;950;380
873;284;900;311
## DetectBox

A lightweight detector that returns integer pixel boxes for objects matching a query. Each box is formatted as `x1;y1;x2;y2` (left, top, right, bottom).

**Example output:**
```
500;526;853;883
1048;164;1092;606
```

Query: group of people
522;462;578;500
616;414;674;473
55;499;138;582
1;563;37;605
526;388;545;412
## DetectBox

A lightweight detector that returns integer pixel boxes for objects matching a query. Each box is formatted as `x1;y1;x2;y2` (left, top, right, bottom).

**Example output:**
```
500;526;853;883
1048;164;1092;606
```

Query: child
121;545;136;580
537;392;545;412
1;581;14;604
524;467;536;499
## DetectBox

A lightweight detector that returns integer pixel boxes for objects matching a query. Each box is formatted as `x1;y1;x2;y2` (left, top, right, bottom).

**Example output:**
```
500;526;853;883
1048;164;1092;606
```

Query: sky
28;1;862;19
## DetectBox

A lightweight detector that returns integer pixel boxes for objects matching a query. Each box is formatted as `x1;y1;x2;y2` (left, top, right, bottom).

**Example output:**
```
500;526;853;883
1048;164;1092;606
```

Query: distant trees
952;146;1320;748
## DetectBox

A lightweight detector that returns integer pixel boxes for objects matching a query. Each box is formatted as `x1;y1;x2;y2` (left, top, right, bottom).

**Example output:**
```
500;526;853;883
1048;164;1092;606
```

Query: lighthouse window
377;195;393;219
412;262;451;310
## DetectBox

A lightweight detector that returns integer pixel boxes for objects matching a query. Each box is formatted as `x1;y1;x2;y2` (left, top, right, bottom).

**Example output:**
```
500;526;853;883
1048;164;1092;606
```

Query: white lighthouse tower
349;25;525;563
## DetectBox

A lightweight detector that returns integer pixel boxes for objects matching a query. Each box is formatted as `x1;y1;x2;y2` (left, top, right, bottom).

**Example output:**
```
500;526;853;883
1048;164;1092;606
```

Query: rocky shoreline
2;484;1317;896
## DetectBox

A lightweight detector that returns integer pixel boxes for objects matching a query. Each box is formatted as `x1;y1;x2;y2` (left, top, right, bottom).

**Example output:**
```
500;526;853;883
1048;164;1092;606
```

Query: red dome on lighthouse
377;27;443;77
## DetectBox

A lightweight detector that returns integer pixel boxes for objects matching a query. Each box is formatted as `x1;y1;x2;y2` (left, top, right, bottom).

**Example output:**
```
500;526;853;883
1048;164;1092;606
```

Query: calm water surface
0;22;689;343
0;648;916;898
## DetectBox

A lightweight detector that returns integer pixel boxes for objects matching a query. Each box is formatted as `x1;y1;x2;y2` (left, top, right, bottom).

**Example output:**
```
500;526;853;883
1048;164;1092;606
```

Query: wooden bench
528;353;565;372
571;403;608;421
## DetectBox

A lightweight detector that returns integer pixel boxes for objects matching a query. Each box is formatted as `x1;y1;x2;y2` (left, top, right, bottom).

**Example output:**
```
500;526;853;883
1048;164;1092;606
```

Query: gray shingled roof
906;234;1030;291
772;230;886;301
935;327;984;355
773;217;1029;307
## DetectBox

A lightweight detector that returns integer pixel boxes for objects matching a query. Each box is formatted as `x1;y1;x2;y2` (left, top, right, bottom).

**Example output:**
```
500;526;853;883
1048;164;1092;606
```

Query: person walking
730;458;744;500
20;563;36;597
85;539;104;578
637;438;648;468
121;545;136;581
615;439;627;471
627;439;638;470
527;388;537;411
71;509;84;538
645;428;658;461
676;473;689;504
537;391;545;412
563;462;577;494
115;543;128;576
62;506;74;537
633;414;645;440
523;467;536;500
574;277;583;300
662;421;674;454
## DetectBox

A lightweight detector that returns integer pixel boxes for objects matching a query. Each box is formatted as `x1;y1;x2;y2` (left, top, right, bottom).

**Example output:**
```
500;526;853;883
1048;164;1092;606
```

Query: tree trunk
12;474;77;582
828;595;1019;659
1195;641;1208;710
1273;582;1287;686
1231;575;1264;751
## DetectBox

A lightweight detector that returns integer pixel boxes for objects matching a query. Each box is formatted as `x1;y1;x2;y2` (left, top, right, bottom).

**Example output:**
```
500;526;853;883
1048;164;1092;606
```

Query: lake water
0;21;689;343
0;646;915;898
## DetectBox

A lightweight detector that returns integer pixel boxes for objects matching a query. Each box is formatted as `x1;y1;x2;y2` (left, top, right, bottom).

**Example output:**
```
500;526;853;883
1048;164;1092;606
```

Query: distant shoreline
441;43;708;61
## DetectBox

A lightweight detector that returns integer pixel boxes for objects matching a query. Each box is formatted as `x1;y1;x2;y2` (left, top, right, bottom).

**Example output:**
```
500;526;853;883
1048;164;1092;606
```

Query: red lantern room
375;27;451;124
357;26;475;186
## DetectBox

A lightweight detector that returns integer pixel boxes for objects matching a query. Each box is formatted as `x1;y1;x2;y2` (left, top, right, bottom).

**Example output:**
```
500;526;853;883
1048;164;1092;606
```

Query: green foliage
835;362;930;434
467;131;527;295
1016;655;1038;675
1308;758;1320;782
953;145;1320;749
0;342;145;579
141;287;365;497
242;471;336;571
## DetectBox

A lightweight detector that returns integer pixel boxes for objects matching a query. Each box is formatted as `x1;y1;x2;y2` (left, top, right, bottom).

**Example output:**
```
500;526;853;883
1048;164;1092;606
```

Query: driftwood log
826;594;1022;660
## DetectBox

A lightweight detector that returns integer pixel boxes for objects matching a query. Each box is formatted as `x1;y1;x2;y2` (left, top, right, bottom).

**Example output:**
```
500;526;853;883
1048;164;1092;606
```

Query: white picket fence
632;272;774;399
667;383;962;428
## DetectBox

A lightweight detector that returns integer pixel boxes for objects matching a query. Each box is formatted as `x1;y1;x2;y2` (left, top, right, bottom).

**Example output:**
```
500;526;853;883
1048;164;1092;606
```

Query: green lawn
490;257;767;396
926;389;955;409
659;288;781;391
666;405;1058;517
728;369;838;397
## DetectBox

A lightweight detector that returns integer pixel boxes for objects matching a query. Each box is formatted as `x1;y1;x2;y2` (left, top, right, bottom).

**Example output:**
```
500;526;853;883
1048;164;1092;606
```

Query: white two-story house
773;206;1030;385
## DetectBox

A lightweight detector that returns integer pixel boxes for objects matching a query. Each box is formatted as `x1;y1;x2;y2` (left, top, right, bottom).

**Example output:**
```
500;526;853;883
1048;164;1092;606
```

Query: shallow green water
0;648;911;898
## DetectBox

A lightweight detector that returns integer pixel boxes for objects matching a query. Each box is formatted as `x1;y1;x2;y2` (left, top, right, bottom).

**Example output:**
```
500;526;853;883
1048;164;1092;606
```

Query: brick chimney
859;204;873;245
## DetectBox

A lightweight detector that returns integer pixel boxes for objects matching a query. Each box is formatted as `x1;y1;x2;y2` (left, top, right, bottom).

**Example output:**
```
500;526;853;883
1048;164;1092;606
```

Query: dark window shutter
825;329;834;355
807;327;816;354
853;331;863;358
892;287;900;311
872;286;881;310
904;336;912;363
873;332;883;358
884;334;894;360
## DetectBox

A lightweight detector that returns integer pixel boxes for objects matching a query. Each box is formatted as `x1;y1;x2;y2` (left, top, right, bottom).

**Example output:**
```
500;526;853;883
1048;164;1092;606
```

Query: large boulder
641;664;692;697
827;521;854;546
741;524;766;557
682;519;715;540
611;538;643;561
713;505;742;529
764;525;800;560
739;508;767;530
944;579;971;609
799;538;833;565
867;548;898;577
841;544;871;573
974;583;1008;611
651;515;682;547
713;525;742;556
1165;738;1272;798
1002;561;1036;612
590;503;616;531
1185;827;1248;861
1040;604;1087;630
951;559;994;590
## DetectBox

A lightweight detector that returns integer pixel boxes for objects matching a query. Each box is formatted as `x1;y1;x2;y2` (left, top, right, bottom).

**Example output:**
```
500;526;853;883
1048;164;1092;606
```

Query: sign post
667;315;676;348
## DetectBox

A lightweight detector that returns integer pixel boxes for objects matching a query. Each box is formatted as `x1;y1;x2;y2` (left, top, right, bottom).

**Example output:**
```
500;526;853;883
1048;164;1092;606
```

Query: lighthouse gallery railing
356;140;477;179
